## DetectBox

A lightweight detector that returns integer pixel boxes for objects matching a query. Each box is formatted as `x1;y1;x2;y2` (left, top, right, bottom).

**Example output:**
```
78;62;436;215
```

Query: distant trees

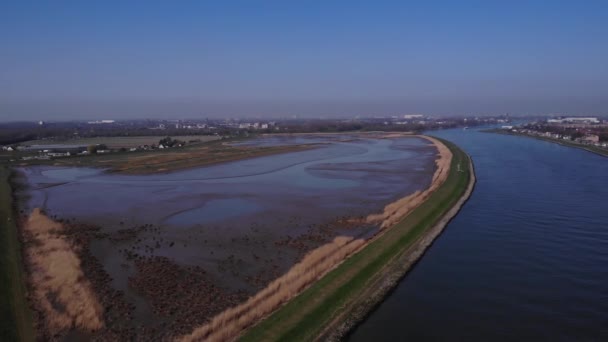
570;132;584;140
86;144;108;154
158;137;184;147
87;145;98;154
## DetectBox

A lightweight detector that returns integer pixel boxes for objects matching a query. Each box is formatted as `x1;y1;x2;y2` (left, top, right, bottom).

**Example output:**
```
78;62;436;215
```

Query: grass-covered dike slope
0;166;33;342
239;137;475;342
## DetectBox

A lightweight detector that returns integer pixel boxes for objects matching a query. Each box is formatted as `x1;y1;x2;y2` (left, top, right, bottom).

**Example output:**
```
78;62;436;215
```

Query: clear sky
1;1;607;121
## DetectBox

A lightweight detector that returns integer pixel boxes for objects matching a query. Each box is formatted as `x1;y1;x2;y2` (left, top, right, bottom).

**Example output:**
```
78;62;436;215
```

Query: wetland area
14;133;444;340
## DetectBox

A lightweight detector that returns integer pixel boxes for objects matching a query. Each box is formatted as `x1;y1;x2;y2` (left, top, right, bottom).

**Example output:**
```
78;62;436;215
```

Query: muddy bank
19;209;252;340
366;136;452;229
181;236;366;342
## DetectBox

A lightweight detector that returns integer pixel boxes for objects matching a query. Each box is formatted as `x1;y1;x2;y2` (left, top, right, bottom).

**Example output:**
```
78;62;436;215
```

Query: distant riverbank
485;129;608;158
13;140;318;175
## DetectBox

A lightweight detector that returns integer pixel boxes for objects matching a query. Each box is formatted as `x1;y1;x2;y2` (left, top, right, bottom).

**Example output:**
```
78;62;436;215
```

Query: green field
239;138;473;342
0;167;33;342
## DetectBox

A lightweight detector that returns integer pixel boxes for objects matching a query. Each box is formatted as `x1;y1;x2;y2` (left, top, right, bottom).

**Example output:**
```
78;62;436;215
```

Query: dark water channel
349;128;608;341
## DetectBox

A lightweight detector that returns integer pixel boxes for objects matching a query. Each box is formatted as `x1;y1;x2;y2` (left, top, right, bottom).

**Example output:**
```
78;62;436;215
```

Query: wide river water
350;128;608;341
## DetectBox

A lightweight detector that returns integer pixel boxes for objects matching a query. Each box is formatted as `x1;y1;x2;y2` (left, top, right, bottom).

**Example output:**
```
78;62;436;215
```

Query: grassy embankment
0;167;33;342
485;129;608;158
12;139;317;175
239;138;473;342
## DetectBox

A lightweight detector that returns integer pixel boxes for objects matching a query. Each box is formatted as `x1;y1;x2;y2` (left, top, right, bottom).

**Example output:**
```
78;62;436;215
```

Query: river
349;127;608;341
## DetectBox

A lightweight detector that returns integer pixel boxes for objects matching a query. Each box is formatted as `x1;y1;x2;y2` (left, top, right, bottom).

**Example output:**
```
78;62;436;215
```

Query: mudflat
16;133;439;339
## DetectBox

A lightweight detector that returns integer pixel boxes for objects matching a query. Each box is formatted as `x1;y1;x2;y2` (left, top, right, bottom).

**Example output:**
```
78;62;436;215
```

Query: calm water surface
350;128;608;341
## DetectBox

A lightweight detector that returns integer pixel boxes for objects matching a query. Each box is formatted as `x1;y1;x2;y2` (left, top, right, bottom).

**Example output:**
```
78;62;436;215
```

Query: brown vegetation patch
179;236;365;342
128;256;247;338
22;208;104;337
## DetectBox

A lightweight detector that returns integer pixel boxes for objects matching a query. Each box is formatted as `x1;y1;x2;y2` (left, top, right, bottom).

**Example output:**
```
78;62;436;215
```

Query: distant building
403;114;424;119
88;120;115;124
582;135;600;143
549;117;600;124
566;117;599;124
47;152;71;157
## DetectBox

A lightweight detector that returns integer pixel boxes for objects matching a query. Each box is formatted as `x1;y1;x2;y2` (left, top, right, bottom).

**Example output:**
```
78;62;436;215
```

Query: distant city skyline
1;1;607;121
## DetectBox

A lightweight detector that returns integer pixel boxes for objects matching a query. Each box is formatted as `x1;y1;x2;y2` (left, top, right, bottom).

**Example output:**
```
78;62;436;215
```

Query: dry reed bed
22;208;104;336
179;135;452;342
366;136;452;228
179;236;365;342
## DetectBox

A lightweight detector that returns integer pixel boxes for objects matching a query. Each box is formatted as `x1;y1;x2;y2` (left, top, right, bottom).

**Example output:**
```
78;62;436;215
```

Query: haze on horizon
1;1;607;121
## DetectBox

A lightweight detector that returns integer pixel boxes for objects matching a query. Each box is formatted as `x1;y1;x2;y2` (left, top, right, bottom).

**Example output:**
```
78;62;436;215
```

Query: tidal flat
17;133;438;339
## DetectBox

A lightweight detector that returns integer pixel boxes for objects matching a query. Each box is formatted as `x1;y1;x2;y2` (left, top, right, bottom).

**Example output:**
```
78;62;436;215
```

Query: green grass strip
0;167;34;342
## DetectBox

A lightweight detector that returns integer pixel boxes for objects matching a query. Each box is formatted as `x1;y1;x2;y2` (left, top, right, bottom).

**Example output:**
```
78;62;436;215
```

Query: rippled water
349;128;608;341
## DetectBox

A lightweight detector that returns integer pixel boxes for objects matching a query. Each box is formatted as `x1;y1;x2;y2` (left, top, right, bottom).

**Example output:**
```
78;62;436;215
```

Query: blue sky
1;1;607;120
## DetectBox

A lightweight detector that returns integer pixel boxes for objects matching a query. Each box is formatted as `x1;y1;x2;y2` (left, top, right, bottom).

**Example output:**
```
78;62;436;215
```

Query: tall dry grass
366;136;452;228
23;208;104;334
179;236;365;342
